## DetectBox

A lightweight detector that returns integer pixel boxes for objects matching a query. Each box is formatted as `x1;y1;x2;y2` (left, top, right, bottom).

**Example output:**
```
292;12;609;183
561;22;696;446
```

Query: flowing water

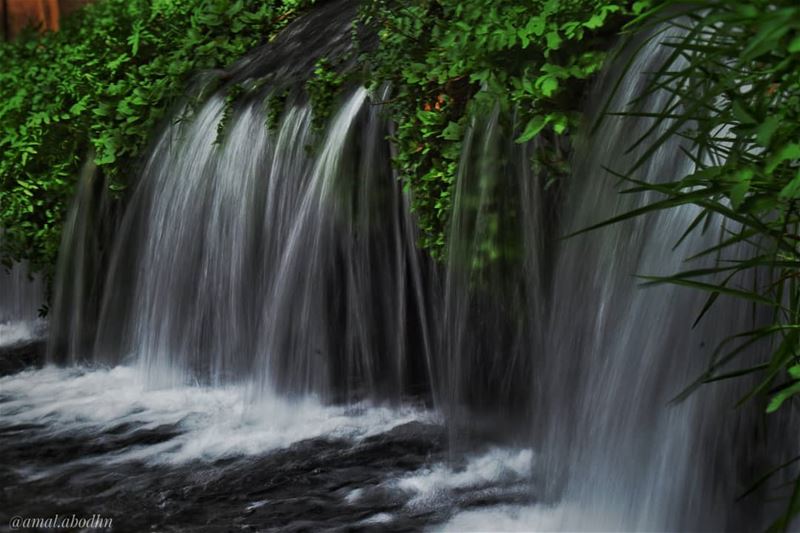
0;261;45;349
1;5;796;532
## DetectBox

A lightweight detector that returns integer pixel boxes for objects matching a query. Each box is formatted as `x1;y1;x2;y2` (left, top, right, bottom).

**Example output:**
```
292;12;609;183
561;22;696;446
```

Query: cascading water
45;0;432;404
0;260;45;347
47;155;115;363
3;4;796;531
251;87;429;401
85;85;429;400
524;31;772;531
440;103;546;433
441;29;788;531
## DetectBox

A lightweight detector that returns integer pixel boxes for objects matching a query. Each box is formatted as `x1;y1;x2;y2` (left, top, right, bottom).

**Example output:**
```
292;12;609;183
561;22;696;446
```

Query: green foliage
1;0;645;270
306;58;347;131
216;83;246;144
0;0;314;275
599;0;800;525
256;87;289;132
359;0;647;258
767;363;800;414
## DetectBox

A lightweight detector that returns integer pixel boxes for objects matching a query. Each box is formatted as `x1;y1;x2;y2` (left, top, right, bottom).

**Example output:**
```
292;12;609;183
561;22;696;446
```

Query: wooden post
1;0;8;41
4;0;60;39
44;0;60;32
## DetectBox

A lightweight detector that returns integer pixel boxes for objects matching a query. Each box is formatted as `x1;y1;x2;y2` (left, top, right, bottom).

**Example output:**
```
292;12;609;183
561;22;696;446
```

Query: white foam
439;502;628;532
345;487;364;503
440;504;561;532
245;500;268;511
0;365;433;465
0;319;46;348
435;501;644;533
359;513;394;525
372;447;533;514
400;447;531;501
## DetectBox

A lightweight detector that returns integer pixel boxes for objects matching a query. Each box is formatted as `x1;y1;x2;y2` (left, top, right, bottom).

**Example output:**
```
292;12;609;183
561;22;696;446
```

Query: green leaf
545;30;562;50
516;115;548;143
525;16;546;37
741;12;792;61
107;53;130;72
789;35;800;53
539;76;559;97
552;114;567;134
778;169;800;200
730;169;753;209
583;14;605;30
128;21;143;56
756;115;781;147
68;96;90;117
767;143;800;174
731;100;756;125
441;121;463;141
766;381;800;413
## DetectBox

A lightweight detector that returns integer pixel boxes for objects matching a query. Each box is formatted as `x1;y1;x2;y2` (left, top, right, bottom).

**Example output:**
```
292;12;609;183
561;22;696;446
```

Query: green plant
358;0;649;258
216;83;245;144
0;0;315;277
306;57;347;130
586;1;800;527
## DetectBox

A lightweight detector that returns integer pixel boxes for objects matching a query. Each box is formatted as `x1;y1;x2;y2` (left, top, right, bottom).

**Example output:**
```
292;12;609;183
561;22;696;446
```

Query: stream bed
0;361;536;532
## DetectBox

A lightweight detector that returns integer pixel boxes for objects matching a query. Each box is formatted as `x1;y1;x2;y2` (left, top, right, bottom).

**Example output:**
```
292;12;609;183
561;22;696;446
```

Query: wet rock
0;339;46;376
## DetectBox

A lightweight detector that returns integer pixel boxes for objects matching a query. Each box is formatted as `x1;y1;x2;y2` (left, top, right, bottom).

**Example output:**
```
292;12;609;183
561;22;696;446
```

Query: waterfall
0;262;41;324
520;31;775;531
0;260;45;347
34;6;796;531
436;28;784;531
72;86;429;402
47;154;115;362
440;104;546;434
47;0;432;402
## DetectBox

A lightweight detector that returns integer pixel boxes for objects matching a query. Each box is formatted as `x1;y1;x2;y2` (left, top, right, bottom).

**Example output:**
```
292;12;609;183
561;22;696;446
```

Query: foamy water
397;447;532;505
440;502;636;532
0;319;46;348
1;365;546;530
341;446;535;528
0;365;433;466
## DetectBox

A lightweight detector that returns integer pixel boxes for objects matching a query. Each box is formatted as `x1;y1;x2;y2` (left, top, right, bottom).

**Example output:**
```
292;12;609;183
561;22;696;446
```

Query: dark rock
0;338;46;376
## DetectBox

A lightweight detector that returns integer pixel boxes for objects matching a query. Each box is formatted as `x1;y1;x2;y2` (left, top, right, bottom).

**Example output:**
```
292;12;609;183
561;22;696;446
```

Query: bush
358;0;649;257
0;0;314;275
602;1;800;526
